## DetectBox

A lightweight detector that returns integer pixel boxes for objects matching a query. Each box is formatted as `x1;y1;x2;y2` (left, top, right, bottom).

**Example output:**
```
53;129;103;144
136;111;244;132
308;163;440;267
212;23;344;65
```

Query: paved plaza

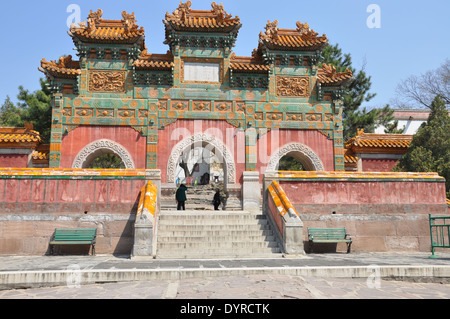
0;252;449;300
0;273;449;300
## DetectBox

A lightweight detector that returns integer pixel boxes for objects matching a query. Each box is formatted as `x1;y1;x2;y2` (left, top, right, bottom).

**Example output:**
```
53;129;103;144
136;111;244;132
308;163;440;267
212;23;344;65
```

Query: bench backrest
308;228;347;240
53;229;97;242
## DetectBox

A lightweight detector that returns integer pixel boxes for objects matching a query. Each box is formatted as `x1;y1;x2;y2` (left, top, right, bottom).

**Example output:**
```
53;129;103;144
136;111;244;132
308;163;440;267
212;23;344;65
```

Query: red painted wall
158;120;334;184
362;158;399;172
0;174;147;255
256;129;334;173
280;180;447;215
0;154;28;168
60;126;147;169
274;178;447;252
0;177;146;214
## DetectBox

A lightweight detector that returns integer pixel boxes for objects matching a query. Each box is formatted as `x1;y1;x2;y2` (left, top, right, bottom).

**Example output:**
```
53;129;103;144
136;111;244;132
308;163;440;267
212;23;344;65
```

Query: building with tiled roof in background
345;108;450;172
0;123;47;168
375;109;450;135
344;129;413;172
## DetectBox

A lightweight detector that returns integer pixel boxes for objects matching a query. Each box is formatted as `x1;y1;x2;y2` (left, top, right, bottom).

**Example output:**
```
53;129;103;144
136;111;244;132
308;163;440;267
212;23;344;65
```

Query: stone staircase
155;210;282;259
161;184;236;211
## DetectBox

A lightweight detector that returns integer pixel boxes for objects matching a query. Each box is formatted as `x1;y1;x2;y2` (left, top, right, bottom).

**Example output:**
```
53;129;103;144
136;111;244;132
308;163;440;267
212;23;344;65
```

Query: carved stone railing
266;179;304;255
132;170;161;258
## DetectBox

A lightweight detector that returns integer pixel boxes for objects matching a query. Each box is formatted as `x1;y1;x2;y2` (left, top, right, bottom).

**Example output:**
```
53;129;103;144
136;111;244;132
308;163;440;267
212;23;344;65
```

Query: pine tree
395;95;450;197
0;79;52;143
322;44;398;140
16;79;52;143
0;96;26;127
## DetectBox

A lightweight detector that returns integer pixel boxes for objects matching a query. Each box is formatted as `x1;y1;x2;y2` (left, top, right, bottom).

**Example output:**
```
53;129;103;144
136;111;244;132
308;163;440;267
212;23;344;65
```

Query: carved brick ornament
276;76;310;97
89;71;126;93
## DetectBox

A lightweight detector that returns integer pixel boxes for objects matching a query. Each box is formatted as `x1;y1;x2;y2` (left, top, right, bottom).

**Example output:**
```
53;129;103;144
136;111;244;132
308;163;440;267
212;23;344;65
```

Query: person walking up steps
213;189;221;211
176;184;188;211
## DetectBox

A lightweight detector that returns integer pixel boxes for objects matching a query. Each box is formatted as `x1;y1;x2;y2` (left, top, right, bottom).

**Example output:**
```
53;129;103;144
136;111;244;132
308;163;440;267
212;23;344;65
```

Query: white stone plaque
184;62;220;82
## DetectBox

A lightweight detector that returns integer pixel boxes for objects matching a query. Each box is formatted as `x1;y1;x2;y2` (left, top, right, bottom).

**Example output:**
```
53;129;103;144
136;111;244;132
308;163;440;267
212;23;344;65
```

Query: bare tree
393;59;449;109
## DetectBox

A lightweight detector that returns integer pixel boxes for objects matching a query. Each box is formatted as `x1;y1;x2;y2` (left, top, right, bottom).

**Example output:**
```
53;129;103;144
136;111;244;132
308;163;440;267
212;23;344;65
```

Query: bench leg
92;244;96;256
309;242;314;254
347;243;352;254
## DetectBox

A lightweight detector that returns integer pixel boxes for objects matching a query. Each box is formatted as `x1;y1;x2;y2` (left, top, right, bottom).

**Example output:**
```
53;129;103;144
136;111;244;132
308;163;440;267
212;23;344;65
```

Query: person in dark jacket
176;184;188;211
213;189;221;211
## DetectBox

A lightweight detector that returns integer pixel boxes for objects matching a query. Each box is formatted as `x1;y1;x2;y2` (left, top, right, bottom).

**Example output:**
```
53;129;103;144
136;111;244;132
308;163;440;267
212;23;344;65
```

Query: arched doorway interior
72;139;135;169
266;142;325;172
167;133;236;186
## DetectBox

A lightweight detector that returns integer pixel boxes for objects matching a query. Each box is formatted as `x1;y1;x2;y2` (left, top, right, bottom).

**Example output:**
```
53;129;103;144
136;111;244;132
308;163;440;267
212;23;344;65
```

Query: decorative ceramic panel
89;71;126;93
276;76;310;97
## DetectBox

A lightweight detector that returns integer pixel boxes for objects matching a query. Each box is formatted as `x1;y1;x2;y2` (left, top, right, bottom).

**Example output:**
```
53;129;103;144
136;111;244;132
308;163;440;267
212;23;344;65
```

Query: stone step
155;210;282;259
158;229;275;237
159;213;267;222
156;248;282;259
158;220;269;227
157;235;276;243
159;211;263;217
159;216;268;227
157;241;279;250
157;224;273;232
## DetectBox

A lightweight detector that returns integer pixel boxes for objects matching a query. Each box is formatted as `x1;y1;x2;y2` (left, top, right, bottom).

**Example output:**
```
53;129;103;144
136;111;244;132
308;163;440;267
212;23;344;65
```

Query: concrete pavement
1;272;449;300
0;251;449;300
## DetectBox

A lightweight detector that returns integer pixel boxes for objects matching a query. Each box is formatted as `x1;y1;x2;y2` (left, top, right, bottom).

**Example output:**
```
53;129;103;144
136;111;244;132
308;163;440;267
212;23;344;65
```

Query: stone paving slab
0;273;449;300
0;252;449;293
1;252;449;272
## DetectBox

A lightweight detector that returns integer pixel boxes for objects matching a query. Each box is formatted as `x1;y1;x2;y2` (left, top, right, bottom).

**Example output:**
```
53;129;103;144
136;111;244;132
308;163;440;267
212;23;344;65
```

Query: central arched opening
167;133;236;186
167;134;237;211
175;143;225;186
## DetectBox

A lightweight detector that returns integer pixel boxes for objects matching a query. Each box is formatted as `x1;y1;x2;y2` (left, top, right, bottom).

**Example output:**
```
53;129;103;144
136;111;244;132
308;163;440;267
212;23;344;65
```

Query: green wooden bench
50;229;97;256
308;228;352;253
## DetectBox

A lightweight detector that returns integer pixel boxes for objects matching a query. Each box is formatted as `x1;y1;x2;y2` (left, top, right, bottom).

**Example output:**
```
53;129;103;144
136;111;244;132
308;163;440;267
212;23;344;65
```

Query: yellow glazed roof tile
70;9;145;44
345;129;413;154
165;1;241;32
259;20;328;51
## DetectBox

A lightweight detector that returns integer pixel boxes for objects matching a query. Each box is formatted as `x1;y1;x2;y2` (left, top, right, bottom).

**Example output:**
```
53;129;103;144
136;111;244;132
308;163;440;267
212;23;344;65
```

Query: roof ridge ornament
296;21;310;35
87;9;103;32
322;63;337;77
172;1;192;22
211;2;232;21
264;20;279;40
57;55;76;68
122;11;138;33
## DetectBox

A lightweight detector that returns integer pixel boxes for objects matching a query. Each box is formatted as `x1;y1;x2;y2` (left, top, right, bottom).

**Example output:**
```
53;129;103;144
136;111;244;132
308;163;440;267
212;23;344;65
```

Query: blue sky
0;0;448;109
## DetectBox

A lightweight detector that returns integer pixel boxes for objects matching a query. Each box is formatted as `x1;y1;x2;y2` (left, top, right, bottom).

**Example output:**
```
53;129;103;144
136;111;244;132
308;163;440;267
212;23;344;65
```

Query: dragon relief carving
276;76;310;97
89;71;125;93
